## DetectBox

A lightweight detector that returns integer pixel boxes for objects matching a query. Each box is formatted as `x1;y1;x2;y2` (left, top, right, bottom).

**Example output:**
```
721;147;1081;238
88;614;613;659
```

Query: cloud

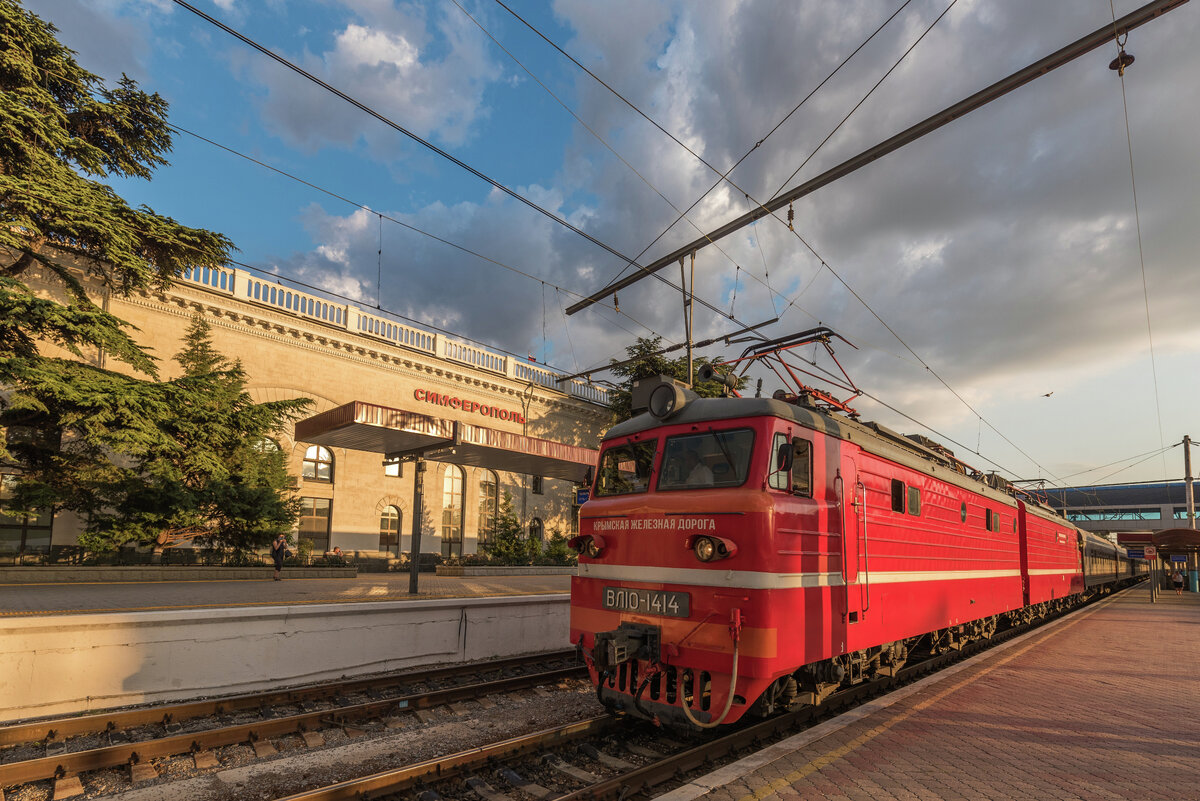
235;2;504;154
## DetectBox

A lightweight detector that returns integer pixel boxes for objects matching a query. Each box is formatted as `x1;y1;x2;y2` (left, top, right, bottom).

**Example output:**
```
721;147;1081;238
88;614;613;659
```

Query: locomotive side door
836;452;866;625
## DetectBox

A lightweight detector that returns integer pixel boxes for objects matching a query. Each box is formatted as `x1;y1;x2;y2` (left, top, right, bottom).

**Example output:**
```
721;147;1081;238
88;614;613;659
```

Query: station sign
1171;554;1188;562
1126;549;1144;559
576;488;590;505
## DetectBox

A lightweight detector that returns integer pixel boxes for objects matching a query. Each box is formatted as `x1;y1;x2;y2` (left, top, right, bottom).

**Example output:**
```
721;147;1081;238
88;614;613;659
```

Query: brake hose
680;609;742;729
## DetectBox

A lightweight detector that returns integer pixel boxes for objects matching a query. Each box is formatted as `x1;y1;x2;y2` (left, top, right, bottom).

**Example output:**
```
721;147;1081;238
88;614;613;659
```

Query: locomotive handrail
857;480;871;615
834;470;850;624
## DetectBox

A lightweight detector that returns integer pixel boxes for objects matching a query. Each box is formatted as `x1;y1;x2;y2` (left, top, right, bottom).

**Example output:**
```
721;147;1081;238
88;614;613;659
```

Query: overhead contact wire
170;0;651;280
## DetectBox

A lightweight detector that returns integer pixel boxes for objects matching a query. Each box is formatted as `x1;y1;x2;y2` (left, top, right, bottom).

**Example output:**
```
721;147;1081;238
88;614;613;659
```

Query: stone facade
11;262;613;558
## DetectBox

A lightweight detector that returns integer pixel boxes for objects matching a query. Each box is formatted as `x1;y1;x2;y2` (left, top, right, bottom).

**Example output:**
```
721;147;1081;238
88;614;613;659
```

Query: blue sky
33;0;1200;488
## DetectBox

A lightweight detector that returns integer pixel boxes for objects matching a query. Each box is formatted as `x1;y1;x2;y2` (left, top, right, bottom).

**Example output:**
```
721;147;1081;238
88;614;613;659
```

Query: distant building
1039;481;1197;540
2;260;614;559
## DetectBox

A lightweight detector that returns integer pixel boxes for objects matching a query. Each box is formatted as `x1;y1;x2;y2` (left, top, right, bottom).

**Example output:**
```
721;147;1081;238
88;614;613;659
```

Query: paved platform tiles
661;584;1200;801
0;572;571;616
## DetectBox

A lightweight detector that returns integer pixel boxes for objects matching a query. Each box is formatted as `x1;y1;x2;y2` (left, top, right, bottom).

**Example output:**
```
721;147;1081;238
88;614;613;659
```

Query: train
568;332;1146;730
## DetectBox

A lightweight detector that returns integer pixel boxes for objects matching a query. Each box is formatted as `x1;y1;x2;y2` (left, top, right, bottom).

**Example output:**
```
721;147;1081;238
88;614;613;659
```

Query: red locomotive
569;328;1143;729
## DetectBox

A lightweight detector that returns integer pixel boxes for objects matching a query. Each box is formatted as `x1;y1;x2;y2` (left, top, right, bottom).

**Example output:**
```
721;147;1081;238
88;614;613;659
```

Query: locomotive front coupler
592;622;662;670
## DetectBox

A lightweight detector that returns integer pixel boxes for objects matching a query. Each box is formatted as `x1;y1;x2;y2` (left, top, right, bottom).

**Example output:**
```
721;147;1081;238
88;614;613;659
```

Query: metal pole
565;0;1190;316
408;458;426;594
681;256;693;385
1185;434;1195;529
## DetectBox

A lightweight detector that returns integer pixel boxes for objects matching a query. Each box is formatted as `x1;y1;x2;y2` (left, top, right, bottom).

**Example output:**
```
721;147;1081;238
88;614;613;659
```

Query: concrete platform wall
0;594;569;722
0;566;358;583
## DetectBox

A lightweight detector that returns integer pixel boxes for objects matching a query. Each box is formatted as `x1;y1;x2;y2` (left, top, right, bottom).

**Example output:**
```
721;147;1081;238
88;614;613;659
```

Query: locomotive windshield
658;429;754;490
595;440;657;496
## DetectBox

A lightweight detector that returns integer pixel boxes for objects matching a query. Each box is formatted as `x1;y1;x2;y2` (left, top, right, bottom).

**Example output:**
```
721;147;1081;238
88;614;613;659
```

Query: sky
32;0;1200;489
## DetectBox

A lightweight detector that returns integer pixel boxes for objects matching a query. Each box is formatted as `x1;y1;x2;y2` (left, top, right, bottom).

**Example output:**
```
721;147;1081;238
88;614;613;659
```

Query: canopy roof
294;401;598;483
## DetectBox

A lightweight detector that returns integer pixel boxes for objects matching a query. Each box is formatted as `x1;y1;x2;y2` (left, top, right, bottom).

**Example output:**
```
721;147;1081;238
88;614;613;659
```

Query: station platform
0;571;571;617
0;573;572;721
662;582;1200;801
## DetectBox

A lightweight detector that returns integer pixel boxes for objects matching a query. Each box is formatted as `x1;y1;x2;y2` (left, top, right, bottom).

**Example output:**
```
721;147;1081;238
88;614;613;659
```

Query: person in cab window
684;449;713;487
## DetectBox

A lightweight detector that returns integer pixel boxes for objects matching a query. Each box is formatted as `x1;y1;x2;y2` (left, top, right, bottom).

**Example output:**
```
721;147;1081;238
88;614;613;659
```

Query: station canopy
294;400;598;483
1151;528;1200;556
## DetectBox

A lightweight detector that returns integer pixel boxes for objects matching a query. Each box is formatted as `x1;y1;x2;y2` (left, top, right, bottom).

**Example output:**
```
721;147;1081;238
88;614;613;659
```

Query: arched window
441;465;463;557
529;517;544;543
479;470;498;544
302;445;333;482
379;505;402;556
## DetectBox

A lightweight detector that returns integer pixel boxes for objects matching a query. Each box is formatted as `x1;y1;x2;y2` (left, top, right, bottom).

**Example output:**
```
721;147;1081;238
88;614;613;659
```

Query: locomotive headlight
694;536;717;562
568;534;606;558
686;534;736;562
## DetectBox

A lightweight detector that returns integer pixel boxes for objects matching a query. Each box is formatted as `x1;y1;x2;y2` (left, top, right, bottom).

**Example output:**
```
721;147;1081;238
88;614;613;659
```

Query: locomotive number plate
603;587;690;617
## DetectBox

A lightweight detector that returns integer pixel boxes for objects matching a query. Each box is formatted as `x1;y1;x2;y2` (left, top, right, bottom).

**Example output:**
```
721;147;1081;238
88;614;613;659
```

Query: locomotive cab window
890;479;905;513
768;434;812;496
659;429;753;491
595;440;657;497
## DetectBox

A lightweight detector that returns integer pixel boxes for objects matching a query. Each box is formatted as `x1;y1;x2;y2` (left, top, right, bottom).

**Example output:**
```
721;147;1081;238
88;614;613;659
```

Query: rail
175;267;610;406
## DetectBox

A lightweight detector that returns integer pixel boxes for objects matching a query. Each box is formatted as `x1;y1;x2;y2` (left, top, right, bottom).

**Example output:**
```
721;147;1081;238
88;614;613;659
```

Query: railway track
261;588;1131;801
0;650;584;798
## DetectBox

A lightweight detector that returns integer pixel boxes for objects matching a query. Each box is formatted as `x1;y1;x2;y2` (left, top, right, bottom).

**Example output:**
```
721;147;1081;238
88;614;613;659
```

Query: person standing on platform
272;534;289;581
1172;567;1185;595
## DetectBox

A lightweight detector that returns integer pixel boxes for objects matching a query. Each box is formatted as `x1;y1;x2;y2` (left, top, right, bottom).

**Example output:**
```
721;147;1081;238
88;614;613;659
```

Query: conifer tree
607;336;742;421
480;492;529;565
80;316;310;552
0;2;296;550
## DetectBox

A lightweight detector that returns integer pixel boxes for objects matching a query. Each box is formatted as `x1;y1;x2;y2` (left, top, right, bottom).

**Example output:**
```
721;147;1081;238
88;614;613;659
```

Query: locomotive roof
603;395;1074;525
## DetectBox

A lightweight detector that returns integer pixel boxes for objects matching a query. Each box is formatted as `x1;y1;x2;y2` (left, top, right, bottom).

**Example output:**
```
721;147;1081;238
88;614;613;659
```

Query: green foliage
77;316;311;551
540;528;576;566
480;492;532;565
606;336;743;422
0;5;308;552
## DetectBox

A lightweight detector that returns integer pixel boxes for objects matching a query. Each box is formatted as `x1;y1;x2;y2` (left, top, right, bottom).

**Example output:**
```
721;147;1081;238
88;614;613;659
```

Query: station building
1040;481;1197;540
1;260;614;559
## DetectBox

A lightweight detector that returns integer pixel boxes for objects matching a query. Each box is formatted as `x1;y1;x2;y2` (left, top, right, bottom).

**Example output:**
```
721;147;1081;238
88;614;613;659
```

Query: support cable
1108;0;1168;470
171;0;650;279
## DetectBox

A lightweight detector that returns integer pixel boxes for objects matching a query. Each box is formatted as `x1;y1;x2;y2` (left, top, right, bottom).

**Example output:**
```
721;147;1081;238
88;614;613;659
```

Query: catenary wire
29;63;673;359
1108;0;1167;472
445;0;768;335
170;0;652;281
495;0;916;289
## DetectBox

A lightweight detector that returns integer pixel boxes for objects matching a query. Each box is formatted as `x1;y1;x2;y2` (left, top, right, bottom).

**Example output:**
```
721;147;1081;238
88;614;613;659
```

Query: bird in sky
1041;391;1054;397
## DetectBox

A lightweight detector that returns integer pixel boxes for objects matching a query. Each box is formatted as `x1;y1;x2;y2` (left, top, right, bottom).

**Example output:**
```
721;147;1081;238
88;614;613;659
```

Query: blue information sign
575;488;590;505
1126;549;1144;559
1171;554;1188;562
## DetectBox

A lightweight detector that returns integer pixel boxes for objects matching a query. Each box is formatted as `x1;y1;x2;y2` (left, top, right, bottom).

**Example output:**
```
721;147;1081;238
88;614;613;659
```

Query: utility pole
408;458;427;594
1185;435;1197;593
681;253;695;385
1184;434;1195;529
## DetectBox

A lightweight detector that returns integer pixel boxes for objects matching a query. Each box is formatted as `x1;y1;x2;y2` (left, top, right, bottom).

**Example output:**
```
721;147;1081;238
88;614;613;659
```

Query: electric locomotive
568;328;1141;729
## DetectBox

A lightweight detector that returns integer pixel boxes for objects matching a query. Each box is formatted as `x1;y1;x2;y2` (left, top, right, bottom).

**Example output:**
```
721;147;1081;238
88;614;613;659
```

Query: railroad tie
623;742;664;758
301;730;325;748
129;762;158;785
193;751;219;769
251;738;277;758
498;768;553;800
465;776;514;801
541;754;599;783
52;775;84;800
578;742;635;770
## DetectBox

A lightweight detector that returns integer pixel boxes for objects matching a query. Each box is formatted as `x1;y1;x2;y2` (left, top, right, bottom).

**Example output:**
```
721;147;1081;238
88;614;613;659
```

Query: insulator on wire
787;203;794;232
1109;49;1134;76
